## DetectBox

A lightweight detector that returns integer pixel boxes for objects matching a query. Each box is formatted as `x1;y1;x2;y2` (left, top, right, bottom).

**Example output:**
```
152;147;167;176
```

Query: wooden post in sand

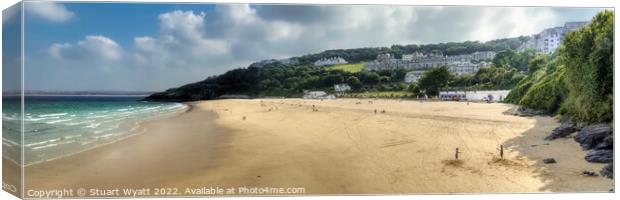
500;145;504;160
455;148;460;160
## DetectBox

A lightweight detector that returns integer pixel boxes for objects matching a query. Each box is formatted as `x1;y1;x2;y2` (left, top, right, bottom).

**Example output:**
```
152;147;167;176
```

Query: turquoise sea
2;96;187;165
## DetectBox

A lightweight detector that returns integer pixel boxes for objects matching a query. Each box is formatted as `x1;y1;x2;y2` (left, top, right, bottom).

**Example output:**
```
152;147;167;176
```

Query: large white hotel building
518;21;588;54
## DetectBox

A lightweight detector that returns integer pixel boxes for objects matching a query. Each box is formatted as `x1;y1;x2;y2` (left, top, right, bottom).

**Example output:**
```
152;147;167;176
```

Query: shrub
519;66;568;113
504;76;533;103
559;11;613;123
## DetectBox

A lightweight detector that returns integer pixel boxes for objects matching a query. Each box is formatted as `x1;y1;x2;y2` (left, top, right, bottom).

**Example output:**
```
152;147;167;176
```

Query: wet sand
18;99;613;197
22;105;229;196
2;158;21;197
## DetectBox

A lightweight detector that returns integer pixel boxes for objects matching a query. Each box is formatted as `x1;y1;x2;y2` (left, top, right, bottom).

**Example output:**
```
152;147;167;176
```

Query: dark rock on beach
568;123;615;180
594;135;614;150
545;121;577;140
585;149;613;163
574;124;612;150
600;163;613;179
581;171;598;177
542;158;556;164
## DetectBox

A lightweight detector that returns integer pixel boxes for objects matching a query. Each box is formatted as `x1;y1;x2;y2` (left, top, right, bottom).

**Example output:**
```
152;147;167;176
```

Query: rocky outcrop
584;149;613;163
562;123;614;179
517;106;546;117
594;135;613;150
574;124;612;150
545;121;577;140
503;106;546;117
600;163;613;179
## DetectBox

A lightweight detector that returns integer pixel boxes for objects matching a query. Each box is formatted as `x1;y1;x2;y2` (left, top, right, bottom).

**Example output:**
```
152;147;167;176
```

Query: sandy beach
20;99;612;197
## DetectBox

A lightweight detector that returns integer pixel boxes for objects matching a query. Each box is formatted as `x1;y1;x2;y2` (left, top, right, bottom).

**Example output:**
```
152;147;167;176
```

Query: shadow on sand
502;114;613;193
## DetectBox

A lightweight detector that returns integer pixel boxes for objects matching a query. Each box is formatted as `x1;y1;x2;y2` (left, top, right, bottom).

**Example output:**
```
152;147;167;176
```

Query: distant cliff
144;67;261;102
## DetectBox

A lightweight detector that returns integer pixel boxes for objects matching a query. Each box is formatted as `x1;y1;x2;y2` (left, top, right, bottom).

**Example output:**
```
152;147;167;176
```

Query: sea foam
2;96;188;165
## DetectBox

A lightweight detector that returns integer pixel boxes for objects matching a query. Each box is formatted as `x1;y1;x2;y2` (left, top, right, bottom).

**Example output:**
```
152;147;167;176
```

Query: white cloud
133;36;159;53
132;10;231;70
158;10;206;43
48;35;122;62
48;43;71;59
131;4;423;71
27;2;75;23
470;7;559;42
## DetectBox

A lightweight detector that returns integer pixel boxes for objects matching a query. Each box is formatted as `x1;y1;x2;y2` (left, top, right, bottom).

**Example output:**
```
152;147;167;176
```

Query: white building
365;51;496;71
439;90;511;102
303;91;335;99
402;52;425;61
313;57;348;66
449;61;491;75
404;71;426;83
471;51;497;61
334;84;351;93
403;62;489;84
518;21;588;54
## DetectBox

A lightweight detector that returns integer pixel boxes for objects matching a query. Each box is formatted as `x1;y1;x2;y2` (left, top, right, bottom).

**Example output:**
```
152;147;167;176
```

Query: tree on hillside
492;49;536;72
346;76;363;90
355;71;381;84
560;10;614;123
418;66;453;97
528;54;549;73
407;82;421;95
492;49;517;68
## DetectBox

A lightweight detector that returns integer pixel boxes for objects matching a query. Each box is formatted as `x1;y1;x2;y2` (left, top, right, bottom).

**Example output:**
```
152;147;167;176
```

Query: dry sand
18;99;612;197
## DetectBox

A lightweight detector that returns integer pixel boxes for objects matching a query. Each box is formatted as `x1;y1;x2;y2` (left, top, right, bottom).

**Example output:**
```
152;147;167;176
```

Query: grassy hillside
293;37;527;65
326;62;366;73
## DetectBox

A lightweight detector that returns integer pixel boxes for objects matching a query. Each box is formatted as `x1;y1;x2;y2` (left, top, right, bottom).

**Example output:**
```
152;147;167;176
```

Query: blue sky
8;2;606;91
25;3;215;53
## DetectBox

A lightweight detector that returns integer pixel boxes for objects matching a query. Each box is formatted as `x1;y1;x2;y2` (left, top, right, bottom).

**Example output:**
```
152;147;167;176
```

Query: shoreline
17;99;612;196
22;102;227;190
1;105;185;169
17;103;191;167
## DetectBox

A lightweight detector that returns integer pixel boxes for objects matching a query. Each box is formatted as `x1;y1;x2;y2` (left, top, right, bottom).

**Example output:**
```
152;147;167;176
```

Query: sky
9;2;606;91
